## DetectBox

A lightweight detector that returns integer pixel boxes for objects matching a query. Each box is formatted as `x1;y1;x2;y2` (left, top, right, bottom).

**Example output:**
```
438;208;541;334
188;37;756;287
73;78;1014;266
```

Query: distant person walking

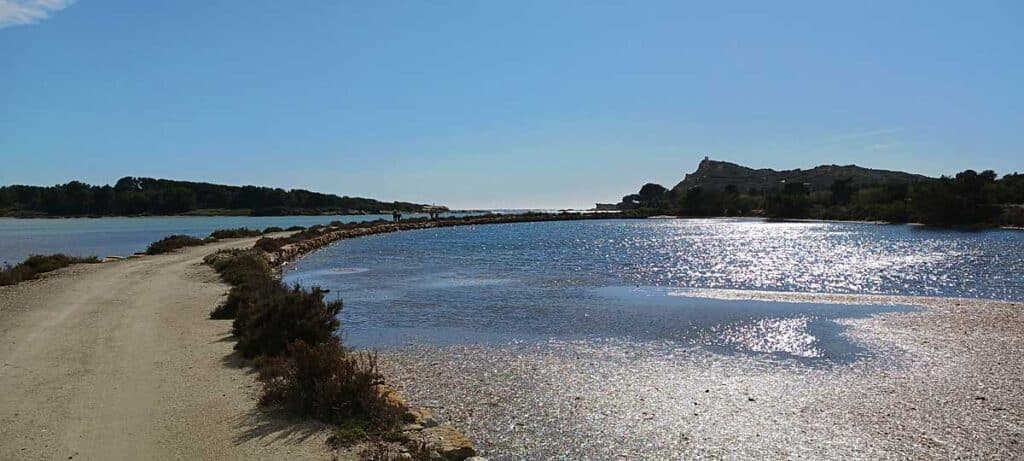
392;210;402;222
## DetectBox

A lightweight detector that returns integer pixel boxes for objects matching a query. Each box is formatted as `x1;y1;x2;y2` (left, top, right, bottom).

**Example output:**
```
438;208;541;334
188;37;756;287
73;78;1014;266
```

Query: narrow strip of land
0;237;331;461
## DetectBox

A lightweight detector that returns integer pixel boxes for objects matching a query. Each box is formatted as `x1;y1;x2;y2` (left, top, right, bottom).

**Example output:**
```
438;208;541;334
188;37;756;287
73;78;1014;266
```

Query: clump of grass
285;225;306;231
209;227;262;239
262;226;284;234
327;419;369;448
145;235;206;254
0;254;100;286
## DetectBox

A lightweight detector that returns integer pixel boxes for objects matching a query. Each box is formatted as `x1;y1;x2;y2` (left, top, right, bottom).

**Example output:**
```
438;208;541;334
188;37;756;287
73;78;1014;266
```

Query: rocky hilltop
672;157;930;193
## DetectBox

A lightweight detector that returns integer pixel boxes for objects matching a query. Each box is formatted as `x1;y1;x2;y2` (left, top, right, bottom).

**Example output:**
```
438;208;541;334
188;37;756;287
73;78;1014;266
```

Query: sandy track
0;239;331;461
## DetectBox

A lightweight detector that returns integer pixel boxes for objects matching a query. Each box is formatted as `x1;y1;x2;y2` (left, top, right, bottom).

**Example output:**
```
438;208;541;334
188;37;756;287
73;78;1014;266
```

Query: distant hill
0;177;438;217
671;157;931;194
615;157;1024;228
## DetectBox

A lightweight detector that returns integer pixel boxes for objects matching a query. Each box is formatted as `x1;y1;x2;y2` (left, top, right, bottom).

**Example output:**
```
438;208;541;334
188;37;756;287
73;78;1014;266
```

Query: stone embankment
266;212;630;266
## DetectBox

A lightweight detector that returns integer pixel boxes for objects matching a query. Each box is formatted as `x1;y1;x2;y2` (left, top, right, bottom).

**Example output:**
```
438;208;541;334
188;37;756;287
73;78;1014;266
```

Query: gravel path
0;238;333;461
378;291;1024;459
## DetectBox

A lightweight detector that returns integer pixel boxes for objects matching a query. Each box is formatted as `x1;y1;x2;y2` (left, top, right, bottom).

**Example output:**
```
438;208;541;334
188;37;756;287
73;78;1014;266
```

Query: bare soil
0;238;335;461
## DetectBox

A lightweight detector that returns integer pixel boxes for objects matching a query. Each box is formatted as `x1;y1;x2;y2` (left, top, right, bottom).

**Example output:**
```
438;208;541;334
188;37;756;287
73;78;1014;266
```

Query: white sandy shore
379;291;1024;459
0;238;335;461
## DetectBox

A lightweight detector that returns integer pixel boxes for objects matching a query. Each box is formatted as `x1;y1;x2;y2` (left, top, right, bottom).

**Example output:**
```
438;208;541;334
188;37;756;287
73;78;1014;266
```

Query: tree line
620;169;1024;228
0;177;428;217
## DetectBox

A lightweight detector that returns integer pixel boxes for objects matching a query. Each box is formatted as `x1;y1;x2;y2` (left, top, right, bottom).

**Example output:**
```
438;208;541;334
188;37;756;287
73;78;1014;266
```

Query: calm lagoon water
284;219;1024;360
0;213;477;264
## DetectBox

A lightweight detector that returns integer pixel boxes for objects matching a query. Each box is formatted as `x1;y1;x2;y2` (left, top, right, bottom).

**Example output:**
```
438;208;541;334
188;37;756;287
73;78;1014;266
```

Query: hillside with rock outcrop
671;158;931;193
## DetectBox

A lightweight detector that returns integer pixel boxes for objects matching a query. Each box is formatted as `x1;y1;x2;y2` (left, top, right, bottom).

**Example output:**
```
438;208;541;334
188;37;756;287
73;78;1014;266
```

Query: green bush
206;249;273;319
146;235;206;254
206;249;270;285
262;226;284;234
205;248;343;358
285;225;306;231
234;284;342;358
0;254;100;286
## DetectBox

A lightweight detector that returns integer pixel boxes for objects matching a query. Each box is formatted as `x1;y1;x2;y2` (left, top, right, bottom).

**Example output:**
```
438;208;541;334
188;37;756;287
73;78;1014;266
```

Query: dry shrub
254;237;287;253
209;227;262;239
0;254;100;286
233;284;342;358
258;340;390;423
146;235;206;254
203;224;405;445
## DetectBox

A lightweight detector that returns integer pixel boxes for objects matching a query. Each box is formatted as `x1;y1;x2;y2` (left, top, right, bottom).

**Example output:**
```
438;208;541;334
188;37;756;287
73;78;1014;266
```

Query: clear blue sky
1;1;1021;209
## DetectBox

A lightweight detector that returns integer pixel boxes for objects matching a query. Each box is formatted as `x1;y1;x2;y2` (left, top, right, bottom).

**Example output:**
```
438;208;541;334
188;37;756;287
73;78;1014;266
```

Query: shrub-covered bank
146;227;282;255
0;254;101;286
204;248;398;427
203;214;626;459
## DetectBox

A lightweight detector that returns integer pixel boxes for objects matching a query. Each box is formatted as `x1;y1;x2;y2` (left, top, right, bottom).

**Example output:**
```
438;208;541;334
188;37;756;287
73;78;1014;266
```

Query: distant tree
0;188;12;209
158;187;197;214
681;187;704;215
910;170;1001;226
766;182;810;218
829;178;855;205
114;176;143;191
1;177;426;216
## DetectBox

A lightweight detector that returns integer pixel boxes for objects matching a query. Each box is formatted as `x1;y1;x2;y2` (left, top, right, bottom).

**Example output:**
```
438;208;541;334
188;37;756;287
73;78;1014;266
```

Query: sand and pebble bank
377;292;1024;459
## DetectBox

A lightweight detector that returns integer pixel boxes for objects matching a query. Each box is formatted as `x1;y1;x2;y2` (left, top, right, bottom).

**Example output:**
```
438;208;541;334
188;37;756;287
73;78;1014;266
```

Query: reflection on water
277;218;1024;360
717;316;820;358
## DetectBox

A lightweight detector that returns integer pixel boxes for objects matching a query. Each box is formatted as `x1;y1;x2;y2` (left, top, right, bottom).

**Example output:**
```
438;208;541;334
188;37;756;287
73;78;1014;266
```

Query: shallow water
285;218;1023;360
0;212;478;263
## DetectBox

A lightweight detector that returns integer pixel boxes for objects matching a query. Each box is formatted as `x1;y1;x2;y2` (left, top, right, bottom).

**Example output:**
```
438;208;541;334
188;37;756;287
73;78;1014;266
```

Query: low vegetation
145;235;208;255
209;227;262;239
204;247;400;433
258;340;388;423
0;254;100;286
233;283;342;358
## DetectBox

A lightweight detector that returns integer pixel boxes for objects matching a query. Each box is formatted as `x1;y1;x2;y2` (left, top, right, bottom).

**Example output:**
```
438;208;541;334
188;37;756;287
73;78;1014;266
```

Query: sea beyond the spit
284;218;1024;360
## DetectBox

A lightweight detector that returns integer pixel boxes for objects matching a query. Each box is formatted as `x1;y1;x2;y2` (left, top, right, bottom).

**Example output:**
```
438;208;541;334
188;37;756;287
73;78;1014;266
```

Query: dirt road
0;238;330;460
